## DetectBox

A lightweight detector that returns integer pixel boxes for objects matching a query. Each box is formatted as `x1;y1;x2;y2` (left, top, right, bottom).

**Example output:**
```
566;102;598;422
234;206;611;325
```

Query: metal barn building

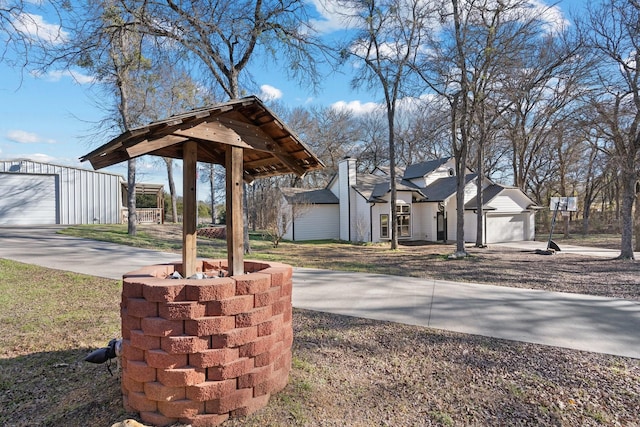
0;159;123;225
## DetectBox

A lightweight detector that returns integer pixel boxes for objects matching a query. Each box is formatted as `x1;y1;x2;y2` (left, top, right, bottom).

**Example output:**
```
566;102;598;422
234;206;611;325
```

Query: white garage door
0;173;57;225
486;214;525;243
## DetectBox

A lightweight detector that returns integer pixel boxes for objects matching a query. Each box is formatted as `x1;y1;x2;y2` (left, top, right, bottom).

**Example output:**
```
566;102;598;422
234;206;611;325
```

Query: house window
380;205;411;239
380;214;389;238
397;204;411;237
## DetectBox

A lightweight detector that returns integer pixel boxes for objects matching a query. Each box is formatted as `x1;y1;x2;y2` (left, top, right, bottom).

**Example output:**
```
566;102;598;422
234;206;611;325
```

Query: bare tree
124;0;326;100
411;1;587;248
263;188;313;248
55;2;156;235
395;99;450;166
142;62;213;223
123;0;328;253
355;110;390;172
579;0;640;259
0;1;66;65
339;0;436;249
580;130;607;235
414;0;482;255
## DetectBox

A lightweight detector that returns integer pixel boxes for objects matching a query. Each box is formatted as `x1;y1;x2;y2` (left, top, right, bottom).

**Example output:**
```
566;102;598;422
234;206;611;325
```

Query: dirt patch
224;309;640;427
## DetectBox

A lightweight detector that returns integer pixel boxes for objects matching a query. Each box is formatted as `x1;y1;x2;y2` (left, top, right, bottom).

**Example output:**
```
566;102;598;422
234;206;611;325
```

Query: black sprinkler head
84;347;111;364
84;338;122;364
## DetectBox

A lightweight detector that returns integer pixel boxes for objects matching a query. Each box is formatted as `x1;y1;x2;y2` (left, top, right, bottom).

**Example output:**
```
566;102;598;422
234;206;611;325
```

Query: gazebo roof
80;96;324;180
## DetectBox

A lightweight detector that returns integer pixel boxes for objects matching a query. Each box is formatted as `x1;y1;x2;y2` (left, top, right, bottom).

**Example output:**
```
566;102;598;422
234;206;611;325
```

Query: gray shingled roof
403;158;451;180
464;183;503;210
280;188;339;204
368;178;427;202
422;174;477;201
352;173;388;201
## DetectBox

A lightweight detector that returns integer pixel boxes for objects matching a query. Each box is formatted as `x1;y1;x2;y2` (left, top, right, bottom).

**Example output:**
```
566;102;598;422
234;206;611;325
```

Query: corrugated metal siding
0;159;122;224
0;173;57;225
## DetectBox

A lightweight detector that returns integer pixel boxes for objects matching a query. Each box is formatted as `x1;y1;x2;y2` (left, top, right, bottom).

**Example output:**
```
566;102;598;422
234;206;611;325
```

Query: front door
437;211;447;241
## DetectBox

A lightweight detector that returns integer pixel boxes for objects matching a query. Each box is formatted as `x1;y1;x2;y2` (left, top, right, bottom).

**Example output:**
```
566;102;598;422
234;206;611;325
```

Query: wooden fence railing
121;208;163;224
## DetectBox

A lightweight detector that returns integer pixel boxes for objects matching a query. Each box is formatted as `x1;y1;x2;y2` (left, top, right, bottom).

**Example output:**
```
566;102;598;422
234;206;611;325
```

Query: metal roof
80;96;324;182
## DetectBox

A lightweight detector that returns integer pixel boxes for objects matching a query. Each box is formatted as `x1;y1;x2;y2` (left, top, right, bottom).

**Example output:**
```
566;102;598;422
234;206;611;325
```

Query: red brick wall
120;260;293;427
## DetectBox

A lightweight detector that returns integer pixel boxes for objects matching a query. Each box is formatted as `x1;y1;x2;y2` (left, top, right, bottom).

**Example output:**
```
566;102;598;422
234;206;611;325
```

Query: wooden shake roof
80;96;324;181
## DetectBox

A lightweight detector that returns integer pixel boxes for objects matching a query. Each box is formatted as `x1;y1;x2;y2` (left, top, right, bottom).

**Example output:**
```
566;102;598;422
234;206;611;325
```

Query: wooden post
226;145;244;275
182;141;198;277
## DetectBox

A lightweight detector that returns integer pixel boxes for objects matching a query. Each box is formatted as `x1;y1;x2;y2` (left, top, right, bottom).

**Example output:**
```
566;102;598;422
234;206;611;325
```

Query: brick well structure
120;259;293;426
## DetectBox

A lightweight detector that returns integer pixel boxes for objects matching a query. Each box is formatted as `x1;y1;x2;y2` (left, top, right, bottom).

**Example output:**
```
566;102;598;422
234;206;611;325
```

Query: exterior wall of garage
0;159;123;225
284;204;340;241
0;173;58;225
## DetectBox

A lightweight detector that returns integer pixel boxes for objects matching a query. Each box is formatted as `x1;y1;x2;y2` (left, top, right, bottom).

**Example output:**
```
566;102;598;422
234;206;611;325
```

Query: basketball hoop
545;197;578;252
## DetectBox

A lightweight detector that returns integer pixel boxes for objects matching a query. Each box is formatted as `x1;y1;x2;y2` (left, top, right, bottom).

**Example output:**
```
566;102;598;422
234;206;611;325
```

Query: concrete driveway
1;226;638;359
493;240;640;259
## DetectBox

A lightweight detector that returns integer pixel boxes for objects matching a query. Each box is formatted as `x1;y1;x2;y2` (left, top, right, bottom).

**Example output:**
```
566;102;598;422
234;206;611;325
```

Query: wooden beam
226;145;244;276
197;143;226;165
182;140;198;278
174;122;253;149
89;150;131;170
215;117;307;176
126;134;189;158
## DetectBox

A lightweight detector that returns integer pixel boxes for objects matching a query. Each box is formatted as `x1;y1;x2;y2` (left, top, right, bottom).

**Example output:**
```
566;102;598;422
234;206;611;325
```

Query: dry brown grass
20;224;634;427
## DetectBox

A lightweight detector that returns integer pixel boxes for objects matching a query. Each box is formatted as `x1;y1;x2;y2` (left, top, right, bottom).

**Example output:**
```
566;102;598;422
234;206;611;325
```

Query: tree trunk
209;164;216;224
127;158;137;235
388;107;398;250
634;187;640;252
618;173;635;259
452;0;468;256
455;154;467;254
582;203;591;235
163;157;178;223
475;143;484;247
563;214;570;238
243;187;251;254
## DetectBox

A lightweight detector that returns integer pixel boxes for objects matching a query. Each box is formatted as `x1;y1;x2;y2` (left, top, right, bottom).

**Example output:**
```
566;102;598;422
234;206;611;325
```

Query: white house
281;157;538;244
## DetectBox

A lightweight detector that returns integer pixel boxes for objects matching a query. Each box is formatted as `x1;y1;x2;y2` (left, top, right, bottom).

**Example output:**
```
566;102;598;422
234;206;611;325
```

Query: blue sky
0;0;583;198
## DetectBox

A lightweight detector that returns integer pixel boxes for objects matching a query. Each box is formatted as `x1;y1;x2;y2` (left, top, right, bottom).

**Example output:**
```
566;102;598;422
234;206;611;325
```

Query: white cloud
527;0;570;35
259;84;283;101
36;69;95;85
331;100;381;115
308;0;356;33
6;130;56;144
331;94;442;116
12;12;68;45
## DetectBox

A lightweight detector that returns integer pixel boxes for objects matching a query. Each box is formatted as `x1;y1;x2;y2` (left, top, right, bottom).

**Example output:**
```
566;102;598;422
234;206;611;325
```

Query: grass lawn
1;226;638;426
0;259;126;426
